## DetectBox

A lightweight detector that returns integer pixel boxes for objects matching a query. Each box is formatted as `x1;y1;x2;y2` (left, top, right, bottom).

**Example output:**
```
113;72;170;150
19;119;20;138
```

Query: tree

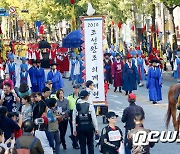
160;0;180;50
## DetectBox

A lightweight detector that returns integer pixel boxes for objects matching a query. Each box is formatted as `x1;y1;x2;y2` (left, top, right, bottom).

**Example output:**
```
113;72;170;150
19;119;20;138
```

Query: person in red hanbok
111;53;124;92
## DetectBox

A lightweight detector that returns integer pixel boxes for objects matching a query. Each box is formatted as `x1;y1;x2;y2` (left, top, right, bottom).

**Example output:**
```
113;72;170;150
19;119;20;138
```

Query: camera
35;118;44;125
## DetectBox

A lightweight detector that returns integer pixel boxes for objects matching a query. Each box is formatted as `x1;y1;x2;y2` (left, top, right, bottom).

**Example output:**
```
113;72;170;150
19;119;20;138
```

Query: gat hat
73;84;80;89
32;59;36;64
149;58;160;63
106;111;118;119
42;87;50;93
104;52;111;57
127;53;133;59
50;61;58;66
9;55;14;60
36;60;41;63
80;90;89;98
116;52;122;57
137;50;142;56
128;93;136;101
86;80;94;88
46;80;52;84
21;57;26;61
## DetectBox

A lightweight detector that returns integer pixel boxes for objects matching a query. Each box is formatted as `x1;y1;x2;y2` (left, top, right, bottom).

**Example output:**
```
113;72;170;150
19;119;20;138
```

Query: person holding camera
47;98;62;154
0;82;20;112
56;89;69;150
35;116;54;154
73;90;98;154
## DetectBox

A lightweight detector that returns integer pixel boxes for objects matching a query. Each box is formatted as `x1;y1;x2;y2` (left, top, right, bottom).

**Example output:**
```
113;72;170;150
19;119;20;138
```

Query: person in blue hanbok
20;57;28;72
146;59;162;104
122;53;140;95
74;55;84;84
16;66;32;88
47;61;64;92
69;52;76;85
173;54;180;82
137;51;146;87
29;60;37;92
35;60;45;92
5;55;18;86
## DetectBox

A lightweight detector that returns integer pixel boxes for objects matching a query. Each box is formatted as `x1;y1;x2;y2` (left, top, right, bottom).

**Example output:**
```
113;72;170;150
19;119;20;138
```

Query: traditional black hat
36;60;41;63
104;52;111;57
149;58;160;63
50;61;58;66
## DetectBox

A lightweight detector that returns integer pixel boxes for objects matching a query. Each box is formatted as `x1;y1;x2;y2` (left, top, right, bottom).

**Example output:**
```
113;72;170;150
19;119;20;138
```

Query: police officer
67;84;80;149
72;90;98;154
121;93;145;154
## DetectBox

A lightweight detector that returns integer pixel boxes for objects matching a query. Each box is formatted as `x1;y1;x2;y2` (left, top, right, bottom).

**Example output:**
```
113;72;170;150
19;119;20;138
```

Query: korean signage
84;17;105;102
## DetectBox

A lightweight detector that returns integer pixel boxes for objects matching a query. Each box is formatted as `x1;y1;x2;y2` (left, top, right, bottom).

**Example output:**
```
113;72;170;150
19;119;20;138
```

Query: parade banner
83;17;105;103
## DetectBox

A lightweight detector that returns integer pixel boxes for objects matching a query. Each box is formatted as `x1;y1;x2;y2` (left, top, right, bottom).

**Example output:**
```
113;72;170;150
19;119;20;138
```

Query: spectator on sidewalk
56;89;69;150
15;119;44;154
0;106;20;141
35;116;54;154
127;113;155;154
121;93;145;154
47;98;62;154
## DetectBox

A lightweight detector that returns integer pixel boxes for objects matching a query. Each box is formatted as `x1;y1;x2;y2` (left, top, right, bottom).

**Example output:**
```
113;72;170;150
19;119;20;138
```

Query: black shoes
73;145;80;149
153;101;157;104
114;87;117;92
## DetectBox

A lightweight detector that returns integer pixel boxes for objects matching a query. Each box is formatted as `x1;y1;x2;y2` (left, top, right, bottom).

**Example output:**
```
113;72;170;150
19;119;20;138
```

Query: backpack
76;102;92;126
16;137;38;154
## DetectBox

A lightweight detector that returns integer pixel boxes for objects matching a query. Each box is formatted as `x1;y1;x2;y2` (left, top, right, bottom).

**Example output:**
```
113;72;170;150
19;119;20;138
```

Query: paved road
60;73;180;154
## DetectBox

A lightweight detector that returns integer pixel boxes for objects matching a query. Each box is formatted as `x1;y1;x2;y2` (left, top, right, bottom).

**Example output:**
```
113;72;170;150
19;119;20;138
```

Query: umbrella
38;40;51;49
62;30;83;48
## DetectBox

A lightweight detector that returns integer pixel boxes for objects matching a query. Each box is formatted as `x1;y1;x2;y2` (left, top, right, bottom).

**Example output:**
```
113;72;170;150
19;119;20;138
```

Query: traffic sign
0;8;9;16
9;6;16;14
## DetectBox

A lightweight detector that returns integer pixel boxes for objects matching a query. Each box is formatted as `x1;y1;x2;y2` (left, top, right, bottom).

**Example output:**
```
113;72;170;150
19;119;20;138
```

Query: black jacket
121;103;145;131
33;100;46;120
100;125;123;154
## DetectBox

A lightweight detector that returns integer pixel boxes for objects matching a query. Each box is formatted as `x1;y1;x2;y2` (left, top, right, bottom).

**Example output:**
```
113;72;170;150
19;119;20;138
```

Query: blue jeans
124;129;131;154
51;130;60;154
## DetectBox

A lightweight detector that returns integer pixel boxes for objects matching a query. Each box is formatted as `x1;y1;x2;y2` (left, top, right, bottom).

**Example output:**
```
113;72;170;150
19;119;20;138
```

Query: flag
71;5;76;31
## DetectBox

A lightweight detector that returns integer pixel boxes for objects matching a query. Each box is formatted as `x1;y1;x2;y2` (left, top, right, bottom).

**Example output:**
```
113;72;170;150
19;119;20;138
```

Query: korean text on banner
84;17;105;102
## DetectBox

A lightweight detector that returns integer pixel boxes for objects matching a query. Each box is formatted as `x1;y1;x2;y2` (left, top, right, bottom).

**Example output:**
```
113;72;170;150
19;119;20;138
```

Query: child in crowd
3;73;14;90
